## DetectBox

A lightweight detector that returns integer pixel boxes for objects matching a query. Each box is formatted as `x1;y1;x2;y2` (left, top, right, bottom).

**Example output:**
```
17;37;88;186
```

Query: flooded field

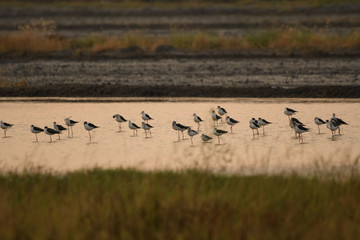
0;98;359;174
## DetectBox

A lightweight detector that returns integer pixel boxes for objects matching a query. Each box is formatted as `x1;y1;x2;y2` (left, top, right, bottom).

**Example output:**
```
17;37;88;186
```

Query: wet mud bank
1;84;359;98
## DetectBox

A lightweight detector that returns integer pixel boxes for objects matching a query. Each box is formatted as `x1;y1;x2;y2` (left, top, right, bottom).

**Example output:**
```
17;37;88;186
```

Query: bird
226;116;239;133
113;114;127;132
289;117;304;138
141;111;153;123
217;106;227;121
30;125;44;142
53;122;67;140
294;122;310;144
249;118;260;136
193;113;203;130
314;117;326;134
172;121;189;141
187;127;199;146
84;122;99;142
258;117;271;135
0;120;13;138
284;107;297;119
201;134;213;142
141;122;153;138
44;126;59;143
326;119;339;140
213;127;228;144
212;110;222;126
331;113;348;135
128;120;141;136
64;117;78;137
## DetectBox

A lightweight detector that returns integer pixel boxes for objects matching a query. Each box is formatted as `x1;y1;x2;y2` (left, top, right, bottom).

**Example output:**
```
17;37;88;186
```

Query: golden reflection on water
0;98;359;174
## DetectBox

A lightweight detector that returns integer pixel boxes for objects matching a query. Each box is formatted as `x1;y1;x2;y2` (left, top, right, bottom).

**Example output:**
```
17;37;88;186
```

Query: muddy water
0;98;359;174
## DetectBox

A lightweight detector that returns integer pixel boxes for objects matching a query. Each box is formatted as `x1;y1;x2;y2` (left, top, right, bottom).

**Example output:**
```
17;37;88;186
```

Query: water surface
0;98;359;174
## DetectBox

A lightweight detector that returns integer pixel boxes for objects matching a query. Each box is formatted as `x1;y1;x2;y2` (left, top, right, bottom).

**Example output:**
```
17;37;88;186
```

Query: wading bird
30;125;44;142
0;120;13;138
128;120;141;136
314;117;326;134
331;113;348;135
249;118;260;137
44;126;59;143
193;113;203;130
284;107;297;120
65;117;78;137
187;127;199;146
226;116;239;133
212;110;222;126
141;122;153;138
326;119;339;141
141;111;153;123
258;117;271;135
53;122;67;140
289;117;304;138
113;114;127;132
172;121;188;141
84;121;99;142
294;122;310;144
217;106;227;122
213;127;228;144
201;134;212;142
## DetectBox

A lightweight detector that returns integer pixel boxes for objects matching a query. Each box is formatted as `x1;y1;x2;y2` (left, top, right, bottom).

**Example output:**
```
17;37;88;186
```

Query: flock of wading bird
0;106;348;146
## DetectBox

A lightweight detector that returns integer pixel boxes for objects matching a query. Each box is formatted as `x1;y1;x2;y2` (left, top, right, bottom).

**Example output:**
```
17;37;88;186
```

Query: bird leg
4;129;6;138
71;126;74;137
88;131;91;142
230;126;233;133
318;125;320;134
58;134;60;140
68;128;70;137
35;134;38;142
263;126;265;136
49;135;52;143
190;136;193;146
182;131;185;140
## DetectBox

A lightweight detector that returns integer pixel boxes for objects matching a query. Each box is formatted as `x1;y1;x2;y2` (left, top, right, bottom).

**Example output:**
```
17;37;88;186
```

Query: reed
0;167;359;239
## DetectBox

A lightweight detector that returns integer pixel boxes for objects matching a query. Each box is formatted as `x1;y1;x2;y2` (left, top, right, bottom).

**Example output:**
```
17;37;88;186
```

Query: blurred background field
0;0;359;57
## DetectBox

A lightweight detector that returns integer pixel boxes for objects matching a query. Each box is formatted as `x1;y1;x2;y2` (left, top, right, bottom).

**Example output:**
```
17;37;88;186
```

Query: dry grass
1;26;360;57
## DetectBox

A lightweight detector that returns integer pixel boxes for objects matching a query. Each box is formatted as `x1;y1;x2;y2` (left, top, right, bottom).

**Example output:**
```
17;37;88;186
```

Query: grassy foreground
0;168;359;239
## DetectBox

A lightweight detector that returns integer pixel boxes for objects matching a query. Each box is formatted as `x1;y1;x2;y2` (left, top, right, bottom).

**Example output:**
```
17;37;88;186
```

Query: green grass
0;168;359;239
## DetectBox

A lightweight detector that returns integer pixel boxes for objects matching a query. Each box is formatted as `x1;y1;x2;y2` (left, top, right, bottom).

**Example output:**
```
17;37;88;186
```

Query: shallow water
0;98;359;174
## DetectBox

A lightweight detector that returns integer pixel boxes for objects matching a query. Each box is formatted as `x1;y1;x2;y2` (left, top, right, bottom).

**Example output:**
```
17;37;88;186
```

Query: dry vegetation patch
1;19;360;57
